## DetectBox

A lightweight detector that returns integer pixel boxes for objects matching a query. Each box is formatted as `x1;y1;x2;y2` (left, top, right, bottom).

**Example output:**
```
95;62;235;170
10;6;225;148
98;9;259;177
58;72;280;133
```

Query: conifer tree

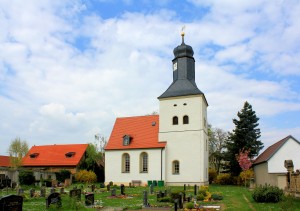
225;101;263;176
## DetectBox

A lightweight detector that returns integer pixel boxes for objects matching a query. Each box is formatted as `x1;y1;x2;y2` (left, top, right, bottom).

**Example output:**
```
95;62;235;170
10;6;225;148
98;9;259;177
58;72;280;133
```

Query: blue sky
0;0;300;155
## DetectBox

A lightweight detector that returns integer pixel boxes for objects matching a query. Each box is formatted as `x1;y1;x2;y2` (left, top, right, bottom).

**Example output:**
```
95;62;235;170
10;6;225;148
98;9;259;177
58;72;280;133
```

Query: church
105;33;209;186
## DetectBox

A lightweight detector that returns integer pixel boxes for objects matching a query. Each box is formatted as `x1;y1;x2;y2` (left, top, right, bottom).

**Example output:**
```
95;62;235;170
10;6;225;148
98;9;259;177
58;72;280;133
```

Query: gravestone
60;187;64;194
183;192;186;201
164;189;167;197
178;193;183;209
149;184;154;194
111;188;116;196
0;194;23;211
46;192;62;208
107;184;110;191
69;189;81;200
30;189;35;198
85;193;94;206
194;185;197;195
184;184;186;191
143;190;148;207
174;199;178;211
40;188;46;197
129;183;132;188
120;184;125;195
17;188;24;196
91;184;95;192
50;187;55;194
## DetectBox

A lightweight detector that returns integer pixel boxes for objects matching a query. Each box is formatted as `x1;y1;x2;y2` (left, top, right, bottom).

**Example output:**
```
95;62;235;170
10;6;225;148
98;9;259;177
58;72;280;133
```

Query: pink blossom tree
236;148;253;186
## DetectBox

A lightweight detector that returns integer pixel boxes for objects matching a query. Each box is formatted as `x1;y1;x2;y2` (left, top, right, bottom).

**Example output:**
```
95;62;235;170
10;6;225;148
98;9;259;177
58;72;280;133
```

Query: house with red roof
253;135;300;189
0;156;11;168
22;144;88;180
105;34;209;186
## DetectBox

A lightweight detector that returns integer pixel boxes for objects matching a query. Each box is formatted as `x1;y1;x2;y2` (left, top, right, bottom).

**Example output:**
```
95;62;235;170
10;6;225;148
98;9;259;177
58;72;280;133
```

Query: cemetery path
242;194;256;211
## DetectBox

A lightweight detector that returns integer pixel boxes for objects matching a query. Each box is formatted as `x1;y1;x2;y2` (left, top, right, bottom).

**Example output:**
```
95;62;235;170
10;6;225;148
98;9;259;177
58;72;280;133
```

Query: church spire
158;32;203;99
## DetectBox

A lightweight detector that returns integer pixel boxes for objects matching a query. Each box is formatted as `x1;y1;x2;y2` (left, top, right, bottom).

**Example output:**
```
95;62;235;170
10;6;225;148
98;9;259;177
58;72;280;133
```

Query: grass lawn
1;184;299;210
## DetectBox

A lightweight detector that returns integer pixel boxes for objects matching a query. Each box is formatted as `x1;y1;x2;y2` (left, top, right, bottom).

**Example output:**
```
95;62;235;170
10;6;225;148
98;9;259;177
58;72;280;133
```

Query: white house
105;33;209;186
253;135;300;189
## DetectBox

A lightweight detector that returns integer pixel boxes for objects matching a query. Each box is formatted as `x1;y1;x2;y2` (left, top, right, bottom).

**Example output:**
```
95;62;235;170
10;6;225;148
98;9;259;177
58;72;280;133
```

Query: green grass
1;184;300;210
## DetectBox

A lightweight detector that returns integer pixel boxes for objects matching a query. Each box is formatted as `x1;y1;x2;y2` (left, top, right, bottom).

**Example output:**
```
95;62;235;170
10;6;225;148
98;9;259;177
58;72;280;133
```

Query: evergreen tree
225;101;263;176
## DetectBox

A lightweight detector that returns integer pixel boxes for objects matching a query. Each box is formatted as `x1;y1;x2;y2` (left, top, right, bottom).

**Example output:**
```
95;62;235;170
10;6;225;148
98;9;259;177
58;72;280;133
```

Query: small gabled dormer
65;152;76;158
123;135;131;146
29;153;39;158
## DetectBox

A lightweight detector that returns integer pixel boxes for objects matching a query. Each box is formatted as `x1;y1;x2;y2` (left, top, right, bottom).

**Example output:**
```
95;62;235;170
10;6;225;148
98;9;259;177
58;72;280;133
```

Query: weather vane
181;25;185;43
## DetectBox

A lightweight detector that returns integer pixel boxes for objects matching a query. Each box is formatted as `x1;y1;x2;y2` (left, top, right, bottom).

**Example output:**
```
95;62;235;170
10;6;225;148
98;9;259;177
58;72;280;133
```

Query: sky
1;0;300;156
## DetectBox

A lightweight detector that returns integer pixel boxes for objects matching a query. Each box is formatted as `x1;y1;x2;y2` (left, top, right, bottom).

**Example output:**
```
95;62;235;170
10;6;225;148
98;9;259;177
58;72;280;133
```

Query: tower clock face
173;62;177;71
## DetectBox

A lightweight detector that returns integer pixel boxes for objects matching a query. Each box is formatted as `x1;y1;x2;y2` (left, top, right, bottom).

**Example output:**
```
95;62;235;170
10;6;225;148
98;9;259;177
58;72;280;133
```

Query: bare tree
209;126;228;174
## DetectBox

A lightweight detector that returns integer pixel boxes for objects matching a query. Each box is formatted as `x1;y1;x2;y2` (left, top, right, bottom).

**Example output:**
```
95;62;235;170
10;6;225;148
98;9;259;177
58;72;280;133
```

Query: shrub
198;189;207;197
215;173;232;185
75;170;97;183
197;193;205;201
209;169;217;184
211;192;223;200
252;184;284;203
239;169;254;186
170;190;182;202
55;169;71;183
185;202;194;209
19;170;35;185
158;197;171;202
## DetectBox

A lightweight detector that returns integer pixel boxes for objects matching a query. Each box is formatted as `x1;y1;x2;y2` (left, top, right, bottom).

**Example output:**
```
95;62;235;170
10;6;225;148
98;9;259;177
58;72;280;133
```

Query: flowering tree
236;148;253;186
236;148;252;171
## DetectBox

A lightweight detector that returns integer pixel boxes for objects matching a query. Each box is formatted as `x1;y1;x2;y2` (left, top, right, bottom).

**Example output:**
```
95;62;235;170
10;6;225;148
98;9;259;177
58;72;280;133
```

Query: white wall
159;95;208;185
268;138;300;173
105;148;164;185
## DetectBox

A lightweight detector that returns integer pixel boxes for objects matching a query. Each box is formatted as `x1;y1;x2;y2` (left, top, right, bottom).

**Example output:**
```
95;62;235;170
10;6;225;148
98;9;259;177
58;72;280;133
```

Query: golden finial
181;25;185;43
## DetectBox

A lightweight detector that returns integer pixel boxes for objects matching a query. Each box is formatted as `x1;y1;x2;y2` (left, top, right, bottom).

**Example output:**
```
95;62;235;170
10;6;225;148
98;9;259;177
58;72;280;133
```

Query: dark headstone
111;188;116;196
60;187;64;194
69;189;81;200
184;184;186;191
30;189;35;198
107;184;110;191
0;195;23;211
183;192;186;201
129;183;132;188
159;190;163;198
143;190;148;207
194;185;197;195
85;193;94;206
174;199;178;211
164;189;167;197
40;188;46;197
178;193;183;209
120;184;125;195
91;184;95;192
187;196;191;202
46;192;61;208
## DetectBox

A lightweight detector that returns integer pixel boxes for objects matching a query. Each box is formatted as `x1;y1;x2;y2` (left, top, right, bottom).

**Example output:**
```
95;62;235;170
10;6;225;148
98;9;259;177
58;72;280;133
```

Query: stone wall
289;171;300;192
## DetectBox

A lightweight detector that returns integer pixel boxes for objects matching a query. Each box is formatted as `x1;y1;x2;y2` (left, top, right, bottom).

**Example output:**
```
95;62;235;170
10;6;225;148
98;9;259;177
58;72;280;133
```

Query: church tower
158;32;209;185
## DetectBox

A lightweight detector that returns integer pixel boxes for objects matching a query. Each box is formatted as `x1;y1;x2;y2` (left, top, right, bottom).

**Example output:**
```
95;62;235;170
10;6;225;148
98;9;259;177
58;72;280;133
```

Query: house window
122;153;130;173
140;152;148;173
123;135;131;146
65;152;76;158
172;160;180;174
29;153;39;158
172;116;178;125
183;115;189;124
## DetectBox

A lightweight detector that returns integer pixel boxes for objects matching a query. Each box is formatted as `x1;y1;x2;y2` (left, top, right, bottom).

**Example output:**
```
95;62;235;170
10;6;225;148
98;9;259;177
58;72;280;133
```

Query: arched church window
140;152;148;173
183;115;189;124
172;116;178;125
122;153;130;173
172;160;180;174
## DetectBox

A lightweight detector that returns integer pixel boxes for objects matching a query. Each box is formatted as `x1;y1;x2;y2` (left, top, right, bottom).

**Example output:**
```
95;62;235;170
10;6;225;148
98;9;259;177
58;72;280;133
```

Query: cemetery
0;181;300;210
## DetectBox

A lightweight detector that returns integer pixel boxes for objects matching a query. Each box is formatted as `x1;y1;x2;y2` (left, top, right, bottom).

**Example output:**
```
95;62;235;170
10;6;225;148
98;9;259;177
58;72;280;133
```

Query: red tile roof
22;144;88;166
253;135;299;165
105;115;166;150
0;155;11;167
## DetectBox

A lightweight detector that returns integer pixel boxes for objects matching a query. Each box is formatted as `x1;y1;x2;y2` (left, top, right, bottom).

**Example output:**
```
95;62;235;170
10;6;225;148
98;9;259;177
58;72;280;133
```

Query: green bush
197;193;205;201
19;170;35;185
158;197;171;202
55;169;71;183
185;202;194;209
252;184;284;203
170;190;182;202
215;173;232;185
211;192;223;200
209;168;217;184
198;189;207;197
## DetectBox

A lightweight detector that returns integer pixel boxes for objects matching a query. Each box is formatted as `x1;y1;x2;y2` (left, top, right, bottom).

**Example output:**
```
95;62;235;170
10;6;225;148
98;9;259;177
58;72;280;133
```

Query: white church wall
105;148;165;186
